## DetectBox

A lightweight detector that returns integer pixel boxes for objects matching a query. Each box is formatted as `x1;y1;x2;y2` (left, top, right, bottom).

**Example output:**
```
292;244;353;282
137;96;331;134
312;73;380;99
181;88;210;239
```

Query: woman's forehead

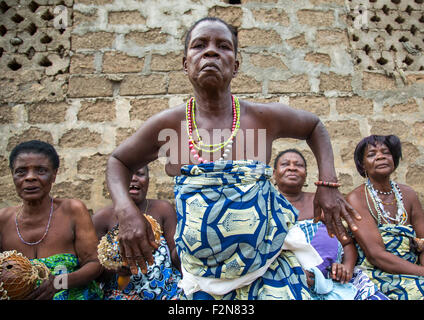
14;152;51;165
135;167;147;175
189;20;234;43
365;142;388;151
280;152;305;163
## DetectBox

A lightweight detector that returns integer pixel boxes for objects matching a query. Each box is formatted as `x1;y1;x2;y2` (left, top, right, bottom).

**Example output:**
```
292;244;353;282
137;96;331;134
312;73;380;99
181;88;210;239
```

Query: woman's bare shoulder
241;99;291;115
148;199;176;218
152;104;186;122
346;184;365;200
397;182;417;196
55;198;90;217
0;206;17;225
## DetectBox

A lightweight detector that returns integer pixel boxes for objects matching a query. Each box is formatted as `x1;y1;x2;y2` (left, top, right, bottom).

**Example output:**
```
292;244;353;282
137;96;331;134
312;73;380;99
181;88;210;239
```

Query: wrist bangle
314;180;341;188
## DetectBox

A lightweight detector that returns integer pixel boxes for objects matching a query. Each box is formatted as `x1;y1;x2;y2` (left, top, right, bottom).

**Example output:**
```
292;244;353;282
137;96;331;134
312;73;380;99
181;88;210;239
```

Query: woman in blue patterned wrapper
0;140;103;300
346;134;424;300
273;149;389;300
105;17;361;300
92;166;181;300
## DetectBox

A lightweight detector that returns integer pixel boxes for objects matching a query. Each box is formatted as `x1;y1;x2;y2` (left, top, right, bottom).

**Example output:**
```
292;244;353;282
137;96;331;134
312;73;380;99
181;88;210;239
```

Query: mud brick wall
1;0;423;212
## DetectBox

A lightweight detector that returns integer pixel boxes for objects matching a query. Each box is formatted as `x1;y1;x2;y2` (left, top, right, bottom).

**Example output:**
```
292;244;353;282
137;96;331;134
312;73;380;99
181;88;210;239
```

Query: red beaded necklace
186;96;240;164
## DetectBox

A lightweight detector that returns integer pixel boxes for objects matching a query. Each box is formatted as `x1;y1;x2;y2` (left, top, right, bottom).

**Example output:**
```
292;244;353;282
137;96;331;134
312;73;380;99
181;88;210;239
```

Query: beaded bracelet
314;181;341;188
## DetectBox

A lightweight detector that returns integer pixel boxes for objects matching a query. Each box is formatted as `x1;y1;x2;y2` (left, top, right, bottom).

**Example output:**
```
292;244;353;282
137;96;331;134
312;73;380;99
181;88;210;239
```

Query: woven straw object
97;214;162;271
0;250;50;300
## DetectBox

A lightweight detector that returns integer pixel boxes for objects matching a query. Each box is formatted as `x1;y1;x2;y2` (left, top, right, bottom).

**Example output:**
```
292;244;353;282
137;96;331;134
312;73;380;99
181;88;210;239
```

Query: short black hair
184;17;238;58
353;134;402;177
9;140;60;170
274;148;307;171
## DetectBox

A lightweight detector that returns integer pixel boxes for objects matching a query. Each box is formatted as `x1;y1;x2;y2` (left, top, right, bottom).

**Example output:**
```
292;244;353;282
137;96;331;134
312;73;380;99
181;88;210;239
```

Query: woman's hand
117;205;158;275
25;274;59;300
314;187;361;242
330;263;353;284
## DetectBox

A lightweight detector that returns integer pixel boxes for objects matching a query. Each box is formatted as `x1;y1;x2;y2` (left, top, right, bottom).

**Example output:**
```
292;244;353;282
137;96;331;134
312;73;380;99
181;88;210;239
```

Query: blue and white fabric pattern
174;160;311;300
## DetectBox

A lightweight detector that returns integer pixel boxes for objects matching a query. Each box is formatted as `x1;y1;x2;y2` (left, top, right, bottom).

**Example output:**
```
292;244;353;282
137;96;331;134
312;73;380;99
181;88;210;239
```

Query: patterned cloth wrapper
355;223;424;300
174;160;310;300
102;236;182;300
350;267;389;300
298;219;389;300
297;220;342;277
32;253;103;300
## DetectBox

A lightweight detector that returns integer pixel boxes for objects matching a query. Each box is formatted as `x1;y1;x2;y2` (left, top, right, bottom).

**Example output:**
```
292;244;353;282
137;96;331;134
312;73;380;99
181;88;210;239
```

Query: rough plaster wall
0;0;423;213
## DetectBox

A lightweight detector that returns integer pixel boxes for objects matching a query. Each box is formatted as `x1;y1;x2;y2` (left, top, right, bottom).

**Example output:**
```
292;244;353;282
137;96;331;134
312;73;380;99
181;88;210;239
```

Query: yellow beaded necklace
186;96;241;164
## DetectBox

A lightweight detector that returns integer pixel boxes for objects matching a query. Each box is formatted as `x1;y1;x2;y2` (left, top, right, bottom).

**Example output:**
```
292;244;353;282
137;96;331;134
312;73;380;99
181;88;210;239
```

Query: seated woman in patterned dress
273;148;388;300
346;134;424;300
92;166;181;300
0;140;103;300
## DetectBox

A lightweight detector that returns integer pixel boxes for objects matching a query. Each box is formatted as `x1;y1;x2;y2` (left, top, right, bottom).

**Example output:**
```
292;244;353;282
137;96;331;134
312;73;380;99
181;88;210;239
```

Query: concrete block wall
1;0;423;212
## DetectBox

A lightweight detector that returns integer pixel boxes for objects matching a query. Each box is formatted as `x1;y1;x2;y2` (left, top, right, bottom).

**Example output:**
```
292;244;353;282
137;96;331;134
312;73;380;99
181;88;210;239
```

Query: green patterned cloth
32;253;103;300
355;224;424;300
